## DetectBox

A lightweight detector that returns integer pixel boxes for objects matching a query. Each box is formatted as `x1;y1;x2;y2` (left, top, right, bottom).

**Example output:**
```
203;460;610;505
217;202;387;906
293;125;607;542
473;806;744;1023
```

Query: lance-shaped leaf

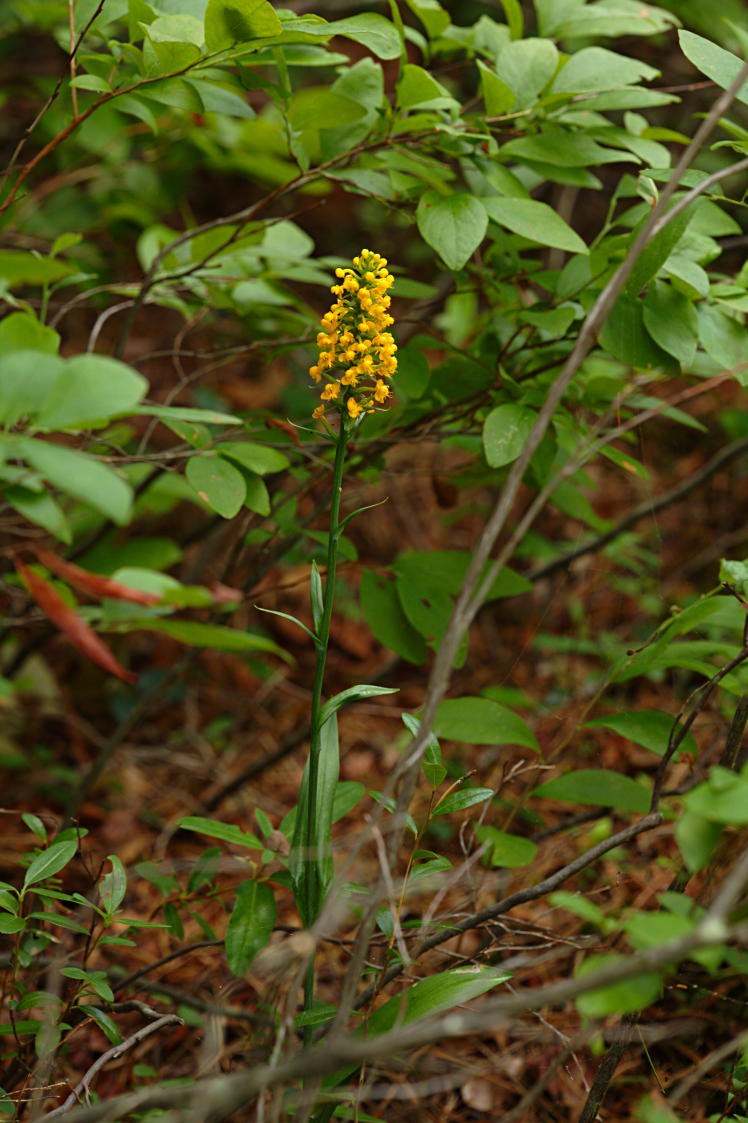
15;558;137;684
317;684;399;730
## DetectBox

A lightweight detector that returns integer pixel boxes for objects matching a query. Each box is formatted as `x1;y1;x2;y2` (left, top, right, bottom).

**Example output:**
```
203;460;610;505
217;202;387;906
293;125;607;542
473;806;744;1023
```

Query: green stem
301;417;349;973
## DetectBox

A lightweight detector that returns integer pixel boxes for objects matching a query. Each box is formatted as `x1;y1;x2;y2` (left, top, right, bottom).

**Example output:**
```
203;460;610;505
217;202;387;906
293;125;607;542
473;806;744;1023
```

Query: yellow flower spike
309;249;398;421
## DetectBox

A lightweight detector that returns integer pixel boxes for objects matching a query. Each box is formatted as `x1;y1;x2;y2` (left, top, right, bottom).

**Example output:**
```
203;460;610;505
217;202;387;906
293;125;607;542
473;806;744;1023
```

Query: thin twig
43;1014;183;1119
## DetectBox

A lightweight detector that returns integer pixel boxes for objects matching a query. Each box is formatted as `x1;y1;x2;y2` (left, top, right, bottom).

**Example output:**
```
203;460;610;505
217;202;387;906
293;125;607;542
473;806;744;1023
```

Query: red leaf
15;558;137;684
33;548;160;606
266;418;301;447
209;581;243;605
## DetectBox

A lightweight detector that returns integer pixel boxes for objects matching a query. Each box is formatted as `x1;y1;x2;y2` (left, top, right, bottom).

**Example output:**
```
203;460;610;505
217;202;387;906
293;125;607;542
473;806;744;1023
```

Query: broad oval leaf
586;710;697;758
576;953;662;1017
204;0;282;51
225;880;276;975
482;197;588;255
219;441;290;475
34;356;148;431
16;437;132;524
417;191;488;271
434;697;538;750
483;403;536;468
475;826;538;868
533;769;650;812
678;30;748;108
186;455;246;518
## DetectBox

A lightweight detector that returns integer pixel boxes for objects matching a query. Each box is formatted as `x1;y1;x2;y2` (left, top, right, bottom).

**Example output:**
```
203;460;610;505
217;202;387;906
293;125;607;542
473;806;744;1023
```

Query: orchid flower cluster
309;249;397;421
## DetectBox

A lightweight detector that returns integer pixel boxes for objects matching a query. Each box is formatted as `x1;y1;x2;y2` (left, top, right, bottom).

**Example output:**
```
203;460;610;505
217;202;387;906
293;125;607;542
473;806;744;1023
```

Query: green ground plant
1;0;748;1120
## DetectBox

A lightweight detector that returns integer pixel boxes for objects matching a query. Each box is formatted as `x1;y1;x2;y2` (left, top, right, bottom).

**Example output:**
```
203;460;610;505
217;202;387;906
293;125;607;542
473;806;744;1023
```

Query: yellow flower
309;249;398;422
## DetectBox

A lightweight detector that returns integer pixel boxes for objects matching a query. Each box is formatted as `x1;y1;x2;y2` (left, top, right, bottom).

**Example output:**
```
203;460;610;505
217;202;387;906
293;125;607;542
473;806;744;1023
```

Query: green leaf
318;685;399;730
477;60;515;116
586;711;697;758
22;813;47;841
85;1007;123;1045
475;826;538;868
218;441;290;474
396;574;455;650
5;487;71;543
126;619;291;661
533;769;650;812
367;965;510;1035
576;953;662;1017
496;37;558;109
624;910;693;951
482;197;588;255
243;472;270;516
483;403;536;468
60;967;114;1002
552;47;659;93
549;891;607;927
70;74;111;92
23;841;78;889
288;87;367;131
185;454;246;518
225;880;276;975
291;714;340;924
139;405;242;425
697;304;748;376
599;295;675;370
35;356;148;431
642;282;698;368
625;204;696;296
679;30;748;108
325;14;402;60
0;916;25;934
433;787;494;816
394;550;531;601
310;561;323;634
675;810;722;873
16;437;132;524
360;571;428;664
178;816;265;850
405;0;450;38
416;191;488;271
501;130;631;169
0;352;64;427
683;766;748;824
98;856;127;916
0;250;76;287
397;64;453;110
204;0;282;51
434;697;538;749
403;713;446;787
0;313;60;356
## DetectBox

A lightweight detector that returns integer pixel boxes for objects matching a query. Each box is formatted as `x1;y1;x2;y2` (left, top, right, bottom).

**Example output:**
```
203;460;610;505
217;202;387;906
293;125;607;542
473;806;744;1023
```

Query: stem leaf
318;684;398;730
